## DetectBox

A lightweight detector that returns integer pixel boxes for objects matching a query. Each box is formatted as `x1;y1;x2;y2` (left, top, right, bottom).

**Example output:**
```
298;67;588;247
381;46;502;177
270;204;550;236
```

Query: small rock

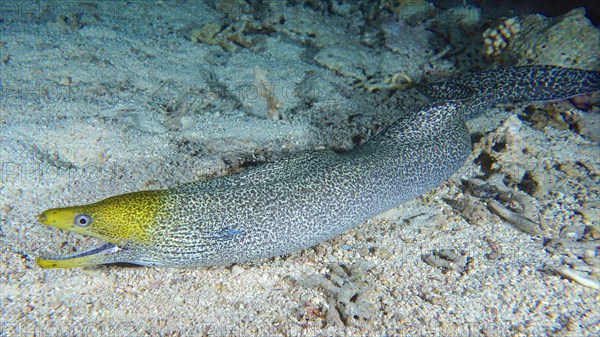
573;109;600;142
559;225;586;241
314;45;376;80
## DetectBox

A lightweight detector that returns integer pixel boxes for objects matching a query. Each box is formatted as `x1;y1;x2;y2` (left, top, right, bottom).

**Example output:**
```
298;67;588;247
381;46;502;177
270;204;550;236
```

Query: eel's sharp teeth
36;243;122;268
43;242;119;261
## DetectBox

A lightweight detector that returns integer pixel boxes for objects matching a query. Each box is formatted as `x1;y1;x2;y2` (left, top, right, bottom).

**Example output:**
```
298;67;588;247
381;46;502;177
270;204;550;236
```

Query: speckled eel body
37;66;600;268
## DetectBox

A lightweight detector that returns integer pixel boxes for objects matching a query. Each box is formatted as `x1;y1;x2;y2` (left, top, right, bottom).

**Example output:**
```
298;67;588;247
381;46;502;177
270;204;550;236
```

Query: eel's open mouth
36;243;122;268
36;206;132;268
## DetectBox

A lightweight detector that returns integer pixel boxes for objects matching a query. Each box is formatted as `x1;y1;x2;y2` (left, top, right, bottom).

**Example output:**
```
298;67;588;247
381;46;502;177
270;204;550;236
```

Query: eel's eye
74;214;92;227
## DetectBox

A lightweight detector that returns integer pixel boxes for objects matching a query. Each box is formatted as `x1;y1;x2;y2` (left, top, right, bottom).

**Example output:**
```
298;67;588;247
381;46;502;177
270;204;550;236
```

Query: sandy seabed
1;1;598;336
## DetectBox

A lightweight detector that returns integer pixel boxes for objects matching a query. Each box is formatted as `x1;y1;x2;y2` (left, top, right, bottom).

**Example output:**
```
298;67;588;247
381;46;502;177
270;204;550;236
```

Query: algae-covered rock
509;8;600;69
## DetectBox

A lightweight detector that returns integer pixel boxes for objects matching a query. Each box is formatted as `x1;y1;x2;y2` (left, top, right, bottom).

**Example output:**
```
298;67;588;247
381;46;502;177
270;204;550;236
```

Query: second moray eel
37;65;600;268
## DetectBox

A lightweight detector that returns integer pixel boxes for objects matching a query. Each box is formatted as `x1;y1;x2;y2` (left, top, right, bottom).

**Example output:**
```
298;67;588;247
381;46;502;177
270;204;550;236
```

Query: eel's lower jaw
36;243;122;269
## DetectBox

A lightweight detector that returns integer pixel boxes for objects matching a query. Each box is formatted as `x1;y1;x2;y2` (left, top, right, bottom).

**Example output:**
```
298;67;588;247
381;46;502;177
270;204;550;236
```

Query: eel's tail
419;65;600;119
497;65;600;104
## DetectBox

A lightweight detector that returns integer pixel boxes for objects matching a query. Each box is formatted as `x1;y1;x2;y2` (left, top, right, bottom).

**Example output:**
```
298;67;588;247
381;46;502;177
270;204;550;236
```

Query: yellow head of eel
36;190;164;268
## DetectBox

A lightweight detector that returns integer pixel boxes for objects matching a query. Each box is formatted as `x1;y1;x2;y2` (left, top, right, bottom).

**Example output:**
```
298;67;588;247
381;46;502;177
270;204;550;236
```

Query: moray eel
36;65;599;268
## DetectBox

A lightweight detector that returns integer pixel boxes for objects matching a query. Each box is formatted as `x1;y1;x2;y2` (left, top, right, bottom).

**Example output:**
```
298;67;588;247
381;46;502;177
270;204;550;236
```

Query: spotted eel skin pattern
67;66;600;267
